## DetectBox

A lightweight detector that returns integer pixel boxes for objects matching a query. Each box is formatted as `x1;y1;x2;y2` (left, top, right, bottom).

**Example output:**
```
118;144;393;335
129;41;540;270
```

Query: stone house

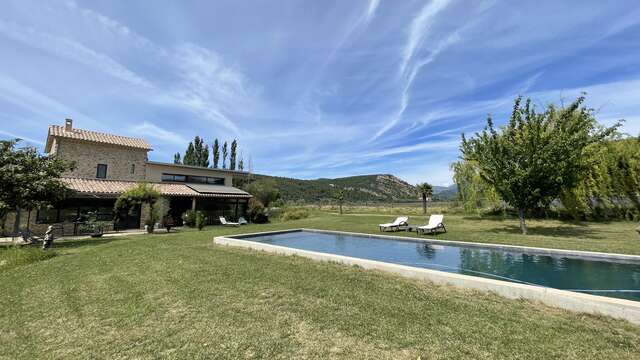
4;119;251;236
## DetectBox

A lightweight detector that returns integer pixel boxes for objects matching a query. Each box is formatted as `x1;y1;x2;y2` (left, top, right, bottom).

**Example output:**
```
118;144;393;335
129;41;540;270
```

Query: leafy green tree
451;160;502;215
230;139;238;170
173;152;181;164
416;183;433;214
193;136;209;167
114;183;161;233
0;139;75;234
183;142;195;165
245;179;280;207
461;95;618;234
213;139;220;168
238;156;244;171
222;141;228;169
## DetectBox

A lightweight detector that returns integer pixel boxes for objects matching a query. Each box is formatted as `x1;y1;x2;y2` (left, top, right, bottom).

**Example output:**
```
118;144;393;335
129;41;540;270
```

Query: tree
238;156;244;171
0;139;75;234
333;189;345;214
451;160;502;215
182;136;209;167
213;139;220;168
222;141;228;169
245;179;280;207
230;139;238;170
193;136;209;167
173;152;181;164
461;95;618;234
416;183;433;215
183;142;195;165
114;183;161;233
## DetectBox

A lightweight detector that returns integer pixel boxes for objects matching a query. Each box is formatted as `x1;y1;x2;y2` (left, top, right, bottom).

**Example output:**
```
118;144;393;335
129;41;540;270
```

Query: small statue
42;225;54;250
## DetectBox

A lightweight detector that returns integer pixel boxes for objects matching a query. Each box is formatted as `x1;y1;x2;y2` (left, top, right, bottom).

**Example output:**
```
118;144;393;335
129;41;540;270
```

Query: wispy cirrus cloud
0;20;152;88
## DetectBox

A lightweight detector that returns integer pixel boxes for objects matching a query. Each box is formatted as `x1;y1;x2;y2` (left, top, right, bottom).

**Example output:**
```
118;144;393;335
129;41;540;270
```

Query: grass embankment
1;213;639;359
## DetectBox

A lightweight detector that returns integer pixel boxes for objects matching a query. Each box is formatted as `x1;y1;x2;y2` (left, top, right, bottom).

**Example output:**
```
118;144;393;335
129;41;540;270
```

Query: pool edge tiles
214;229;640;325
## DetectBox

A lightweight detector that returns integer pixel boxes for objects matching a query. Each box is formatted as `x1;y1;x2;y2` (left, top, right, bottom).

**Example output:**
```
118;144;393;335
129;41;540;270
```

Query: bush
182;210;197;227
248;198;268;223
195;211;207;230
280;208;309;221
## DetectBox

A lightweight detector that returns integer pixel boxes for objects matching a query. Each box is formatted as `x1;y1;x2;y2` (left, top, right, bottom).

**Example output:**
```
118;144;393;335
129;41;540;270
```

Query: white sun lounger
238;217;248;225
379;216;409;232
219;216;240;226
416;214;446;235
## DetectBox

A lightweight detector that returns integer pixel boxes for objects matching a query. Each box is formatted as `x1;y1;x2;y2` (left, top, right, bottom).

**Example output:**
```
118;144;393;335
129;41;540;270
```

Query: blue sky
0;0;639;185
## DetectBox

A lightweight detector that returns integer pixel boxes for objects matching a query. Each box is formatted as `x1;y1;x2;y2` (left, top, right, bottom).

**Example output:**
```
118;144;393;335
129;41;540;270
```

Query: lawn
1;213;639;359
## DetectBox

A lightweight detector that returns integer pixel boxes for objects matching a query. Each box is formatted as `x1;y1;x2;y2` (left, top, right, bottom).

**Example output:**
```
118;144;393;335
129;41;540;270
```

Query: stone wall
54;139;148;181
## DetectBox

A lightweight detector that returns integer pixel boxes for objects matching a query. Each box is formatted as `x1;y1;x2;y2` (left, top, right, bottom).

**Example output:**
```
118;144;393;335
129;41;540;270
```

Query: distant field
2;213;639;359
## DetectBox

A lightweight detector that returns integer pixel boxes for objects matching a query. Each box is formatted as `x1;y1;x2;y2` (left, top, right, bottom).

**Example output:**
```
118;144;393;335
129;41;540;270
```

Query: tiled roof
46;125;152;152
61;178;252;198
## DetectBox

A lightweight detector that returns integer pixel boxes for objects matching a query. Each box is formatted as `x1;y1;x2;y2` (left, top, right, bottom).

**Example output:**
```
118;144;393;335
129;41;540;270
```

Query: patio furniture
238;217;248;225
379;216;409;232
416;215;446;235
219;216;240;227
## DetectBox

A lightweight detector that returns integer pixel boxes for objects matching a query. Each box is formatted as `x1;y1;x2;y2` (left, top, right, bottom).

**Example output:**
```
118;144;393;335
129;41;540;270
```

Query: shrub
195;211;207;230
182;210;197;227
280;208;309;221
248;198;268;223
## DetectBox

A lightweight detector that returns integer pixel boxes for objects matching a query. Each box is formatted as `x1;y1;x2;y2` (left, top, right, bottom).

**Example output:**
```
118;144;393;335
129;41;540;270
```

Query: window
161;173;187;182
161;173;225;185
206;177;225;185
36;208;60;224
130;164;135;174
96;164;108;179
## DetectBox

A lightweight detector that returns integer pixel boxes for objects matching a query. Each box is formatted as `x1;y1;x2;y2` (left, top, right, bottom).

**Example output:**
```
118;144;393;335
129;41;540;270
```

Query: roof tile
48;125;152;151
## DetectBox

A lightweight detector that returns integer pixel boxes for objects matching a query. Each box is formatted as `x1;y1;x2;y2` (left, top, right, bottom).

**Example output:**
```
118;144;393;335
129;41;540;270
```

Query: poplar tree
183;142;195;166
213;139;220;169
222;141;228;169
173;152;181;164
230;139;238;170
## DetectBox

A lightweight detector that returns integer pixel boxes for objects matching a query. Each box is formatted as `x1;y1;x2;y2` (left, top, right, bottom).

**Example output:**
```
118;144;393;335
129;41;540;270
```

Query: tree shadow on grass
53;236;121;249
486;224;602;239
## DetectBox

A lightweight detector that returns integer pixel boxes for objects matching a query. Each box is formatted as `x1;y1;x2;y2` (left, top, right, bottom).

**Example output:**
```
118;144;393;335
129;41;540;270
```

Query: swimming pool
235;230;640;302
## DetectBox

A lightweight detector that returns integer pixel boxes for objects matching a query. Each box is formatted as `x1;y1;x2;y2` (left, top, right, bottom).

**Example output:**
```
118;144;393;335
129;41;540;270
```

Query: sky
0;0;639;186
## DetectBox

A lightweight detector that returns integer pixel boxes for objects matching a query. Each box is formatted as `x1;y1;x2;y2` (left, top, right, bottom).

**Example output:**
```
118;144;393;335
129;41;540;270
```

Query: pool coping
214;228;640;325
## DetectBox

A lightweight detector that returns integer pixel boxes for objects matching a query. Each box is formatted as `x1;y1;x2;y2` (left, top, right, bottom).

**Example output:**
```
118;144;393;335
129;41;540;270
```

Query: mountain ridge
251;173;457;203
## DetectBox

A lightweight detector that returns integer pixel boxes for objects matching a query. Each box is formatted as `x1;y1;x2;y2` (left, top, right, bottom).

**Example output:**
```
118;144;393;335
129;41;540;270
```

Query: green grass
1;213;639;359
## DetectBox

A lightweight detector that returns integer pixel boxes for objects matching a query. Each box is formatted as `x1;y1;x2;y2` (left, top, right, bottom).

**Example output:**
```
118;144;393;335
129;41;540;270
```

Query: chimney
64;118;73;132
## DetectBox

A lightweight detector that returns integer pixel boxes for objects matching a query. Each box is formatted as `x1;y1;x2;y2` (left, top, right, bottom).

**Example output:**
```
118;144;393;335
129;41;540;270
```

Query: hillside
254;174;419;203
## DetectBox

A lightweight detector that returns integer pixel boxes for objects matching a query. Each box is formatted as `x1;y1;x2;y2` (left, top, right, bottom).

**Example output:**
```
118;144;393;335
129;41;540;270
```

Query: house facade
5;119;251;236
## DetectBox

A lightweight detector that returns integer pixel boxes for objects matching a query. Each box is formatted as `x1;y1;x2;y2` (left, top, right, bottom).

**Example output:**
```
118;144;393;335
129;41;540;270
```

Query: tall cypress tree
222;141;228;169
173;152;181;164
213;139;220;168
230;139;238;170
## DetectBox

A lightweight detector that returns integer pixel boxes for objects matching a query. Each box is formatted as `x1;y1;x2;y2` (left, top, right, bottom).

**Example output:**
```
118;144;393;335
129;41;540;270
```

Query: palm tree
416;183;433;215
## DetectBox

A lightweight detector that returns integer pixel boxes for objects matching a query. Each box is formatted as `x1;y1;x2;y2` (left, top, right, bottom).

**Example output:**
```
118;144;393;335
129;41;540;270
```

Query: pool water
240;230;640;301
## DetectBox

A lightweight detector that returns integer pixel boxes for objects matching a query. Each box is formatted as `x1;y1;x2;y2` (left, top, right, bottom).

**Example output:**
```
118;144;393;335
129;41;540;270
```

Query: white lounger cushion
418;215;444;230
379;216;409;227
220;216;239;226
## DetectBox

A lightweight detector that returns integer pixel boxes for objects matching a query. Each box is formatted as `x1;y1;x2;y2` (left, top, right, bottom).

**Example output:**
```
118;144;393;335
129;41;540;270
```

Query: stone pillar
140;203;150;229
191;197;197;210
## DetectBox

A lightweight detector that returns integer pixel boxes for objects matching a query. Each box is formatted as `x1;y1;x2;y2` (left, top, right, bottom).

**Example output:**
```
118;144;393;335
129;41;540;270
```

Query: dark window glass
130;164;135;174
96;164;108;179
161;173;187;182
36;208;59;223
206;177;225;185
188;176;206;184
